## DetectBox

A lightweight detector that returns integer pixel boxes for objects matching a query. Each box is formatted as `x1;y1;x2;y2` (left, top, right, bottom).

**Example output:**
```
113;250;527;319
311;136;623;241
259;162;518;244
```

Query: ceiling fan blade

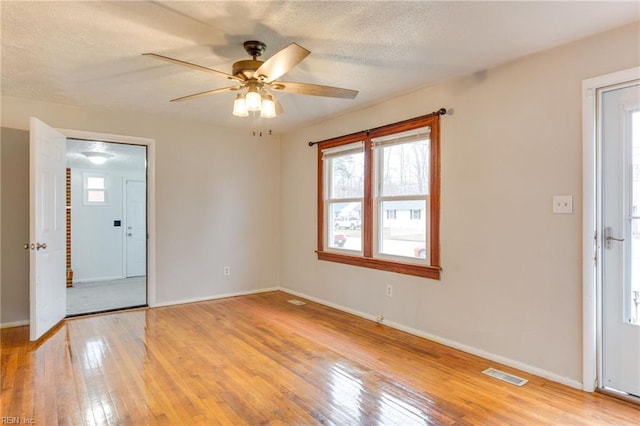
273;94;285;115
254;43;310;83
170;86;241;102
272;81;358;99
143;53;242;81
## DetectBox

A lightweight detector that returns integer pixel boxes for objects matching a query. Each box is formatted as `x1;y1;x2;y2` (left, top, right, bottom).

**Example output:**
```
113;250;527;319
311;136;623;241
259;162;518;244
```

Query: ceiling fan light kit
232;93;249;117
144;40;358;120
260;94;277;118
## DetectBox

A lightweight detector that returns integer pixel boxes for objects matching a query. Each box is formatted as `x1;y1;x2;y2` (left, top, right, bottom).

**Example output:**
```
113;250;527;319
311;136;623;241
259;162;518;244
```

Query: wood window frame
316;113;441;279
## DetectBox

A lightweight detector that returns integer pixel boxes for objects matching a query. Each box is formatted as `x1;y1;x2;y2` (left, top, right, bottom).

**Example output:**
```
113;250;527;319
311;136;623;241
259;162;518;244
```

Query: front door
601;79;640;397
125;179;146;277
29;118;67;341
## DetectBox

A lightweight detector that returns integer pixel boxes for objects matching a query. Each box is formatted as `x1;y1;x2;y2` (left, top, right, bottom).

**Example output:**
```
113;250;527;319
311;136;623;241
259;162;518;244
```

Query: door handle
24;243;34;250
605;227;624;249
36;242;47;250
127;233;132;237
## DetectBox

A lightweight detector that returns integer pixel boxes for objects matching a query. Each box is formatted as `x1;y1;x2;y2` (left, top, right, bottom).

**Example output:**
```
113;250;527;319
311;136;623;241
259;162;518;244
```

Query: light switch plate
553;195;573;214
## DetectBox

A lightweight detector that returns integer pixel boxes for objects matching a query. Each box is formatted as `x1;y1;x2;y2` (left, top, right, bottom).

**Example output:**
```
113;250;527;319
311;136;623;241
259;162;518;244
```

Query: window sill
316;250;441;280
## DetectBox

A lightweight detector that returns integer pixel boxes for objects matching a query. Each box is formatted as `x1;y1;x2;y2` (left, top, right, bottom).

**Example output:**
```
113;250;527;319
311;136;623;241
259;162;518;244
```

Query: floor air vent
287;299;306;306
482;368;528;386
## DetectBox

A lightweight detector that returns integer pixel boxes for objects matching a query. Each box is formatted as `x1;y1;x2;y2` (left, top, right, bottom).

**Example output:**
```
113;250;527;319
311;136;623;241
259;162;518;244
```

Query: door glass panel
630;110;640;325
601;80;640;397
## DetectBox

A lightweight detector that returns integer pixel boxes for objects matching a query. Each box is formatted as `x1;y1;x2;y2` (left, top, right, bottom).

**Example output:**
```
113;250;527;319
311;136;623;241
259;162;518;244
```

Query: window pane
87;190;105;203
375;129;430;197
87;177;105;189
329;202;361;251
379;200;427;259
330;152;364;199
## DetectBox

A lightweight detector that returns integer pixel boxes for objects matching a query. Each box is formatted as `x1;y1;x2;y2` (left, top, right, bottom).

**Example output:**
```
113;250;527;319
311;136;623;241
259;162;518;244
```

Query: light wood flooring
1;291;638;425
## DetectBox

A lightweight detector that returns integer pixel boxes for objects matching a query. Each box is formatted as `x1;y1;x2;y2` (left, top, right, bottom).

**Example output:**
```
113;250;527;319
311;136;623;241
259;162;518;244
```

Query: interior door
29;117;67;341
125;179;146;277
601;80;640;397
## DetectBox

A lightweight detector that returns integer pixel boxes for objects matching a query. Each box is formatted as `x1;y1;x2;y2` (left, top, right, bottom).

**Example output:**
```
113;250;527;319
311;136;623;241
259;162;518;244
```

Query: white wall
1;100;281;323
71;167;145;282
279;22;640;387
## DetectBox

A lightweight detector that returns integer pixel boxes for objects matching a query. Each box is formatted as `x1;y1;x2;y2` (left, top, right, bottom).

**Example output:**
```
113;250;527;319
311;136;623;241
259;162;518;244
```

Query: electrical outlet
223;266;231;276
386;284;392;297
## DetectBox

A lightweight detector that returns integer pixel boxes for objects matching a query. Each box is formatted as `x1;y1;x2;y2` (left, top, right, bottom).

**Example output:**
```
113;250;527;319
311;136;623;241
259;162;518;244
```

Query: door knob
24;243;34;250
36;242;47;250
127;233;132;237
605;227;624;249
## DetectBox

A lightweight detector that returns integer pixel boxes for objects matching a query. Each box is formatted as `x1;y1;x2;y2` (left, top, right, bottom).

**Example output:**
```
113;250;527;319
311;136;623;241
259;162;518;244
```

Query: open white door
29;117;67;341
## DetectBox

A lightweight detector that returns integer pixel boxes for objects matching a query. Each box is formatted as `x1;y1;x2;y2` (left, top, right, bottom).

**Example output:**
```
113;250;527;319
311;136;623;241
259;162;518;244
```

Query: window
316;113;441;279
324;141;364;251
84;173;108;205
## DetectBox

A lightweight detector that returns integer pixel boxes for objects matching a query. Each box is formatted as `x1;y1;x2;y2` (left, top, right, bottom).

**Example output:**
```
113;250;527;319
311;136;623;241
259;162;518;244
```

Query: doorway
65;139;148;316
28;119;156;340
583;67;640;401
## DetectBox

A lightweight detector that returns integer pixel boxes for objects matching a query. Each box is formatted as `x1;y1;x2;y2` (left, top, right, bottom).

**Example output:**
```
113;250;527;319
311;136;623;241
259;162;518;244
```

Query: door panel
601;81;640;396
29;118;66;341
125;180;146;277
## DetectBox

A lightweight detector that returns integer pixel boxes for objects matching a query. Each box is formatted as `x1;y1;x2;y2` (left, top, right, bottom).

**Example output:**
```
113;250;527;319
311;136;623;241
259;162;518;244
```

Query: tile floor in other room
66;276;146;316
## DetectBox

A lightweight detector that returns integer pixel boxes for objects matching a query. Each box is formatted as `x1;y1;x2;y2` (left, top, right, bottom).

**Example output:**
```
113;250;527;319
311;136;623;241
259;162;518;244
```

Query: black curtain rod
308;107;448;147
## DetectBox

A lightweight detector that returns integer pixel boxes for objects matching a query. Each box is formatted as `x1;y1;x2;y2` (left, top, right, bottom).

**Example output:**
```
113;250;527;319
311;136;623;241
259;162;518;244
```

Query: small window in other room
84;174;108;205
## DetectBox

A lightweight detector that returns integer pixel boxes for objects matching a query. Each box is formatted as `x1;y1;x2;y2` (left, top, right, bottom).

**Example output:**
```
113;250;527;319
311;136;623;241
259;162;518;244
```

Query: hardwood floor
1;291;638;425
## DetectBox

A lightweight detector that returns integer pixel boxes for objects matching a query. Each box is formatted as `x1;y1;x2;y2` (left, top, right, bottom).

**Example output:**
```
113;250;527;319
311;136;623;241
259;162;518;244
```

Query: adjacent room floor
66;276;146;316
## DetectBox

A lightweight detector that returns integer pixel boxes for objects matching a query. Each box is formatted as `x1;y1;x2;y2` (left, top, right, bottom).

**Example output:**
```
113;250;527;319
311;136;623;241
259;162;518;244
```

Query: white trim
153;287;279;308
582;66;640;393
59;128;157;308
279;287;582;390
72;275;124;284
1;320;30;329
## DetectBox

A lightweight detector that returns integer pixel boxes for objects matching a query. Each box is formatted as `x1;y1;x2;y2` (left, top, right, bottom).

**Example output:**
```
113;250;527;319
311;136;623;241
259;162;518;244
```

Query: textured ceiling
2;1;639;133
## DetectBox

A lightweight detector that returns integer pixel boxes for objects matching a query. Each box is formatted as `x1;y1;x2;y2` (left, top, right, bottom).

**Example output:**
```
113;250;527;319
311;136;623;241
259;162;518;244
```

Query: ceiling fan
143;40;359;118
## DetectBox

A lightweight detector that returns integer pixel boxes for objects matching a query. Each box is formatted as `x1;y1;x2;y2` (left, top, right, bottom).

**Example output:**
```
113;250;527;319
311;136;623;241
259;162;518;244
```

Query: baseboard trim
152;287;279;308
278;287;583;391
73;275;125;284
1;320;30;329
